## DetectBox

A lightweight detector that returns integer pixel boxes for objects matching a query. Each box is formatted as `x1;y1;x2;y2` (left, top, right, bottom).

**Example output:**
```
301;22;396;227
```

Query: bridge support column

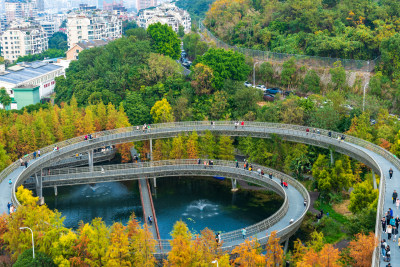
36;170;44;205
150;138;153;161
54;185;58;196
330;150;334;165
284;238;289;253
88;150;94;172
153;178;157;188
372;170;377;190
231;179;238;191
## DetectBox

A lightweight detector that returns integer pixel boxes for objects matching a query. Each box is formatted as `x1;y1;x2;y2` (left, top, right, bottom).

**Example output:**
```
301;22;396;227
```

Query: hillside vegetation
205;0;399;60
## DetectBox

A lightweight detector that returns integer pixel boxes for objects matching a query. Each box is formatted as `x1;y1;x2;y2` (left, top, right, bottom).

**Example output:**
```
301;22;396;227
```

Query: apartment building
67;11;122;48
0;21;48;62
39;20;56;36
136;0;157;11
5;0;37;23
137;3;191;33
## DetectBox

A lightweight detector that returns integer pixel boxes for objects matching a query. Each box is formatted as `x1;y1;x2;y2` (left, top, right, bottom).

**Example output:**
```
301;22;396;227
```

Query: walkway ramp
138;178;160;240
131;147;160;240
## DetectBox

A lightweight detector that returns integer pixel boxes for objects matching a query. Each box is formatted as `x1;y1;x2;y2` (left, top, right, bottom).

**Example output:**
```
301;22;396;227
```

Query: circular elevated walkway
0;121;396;265
23;159;308;254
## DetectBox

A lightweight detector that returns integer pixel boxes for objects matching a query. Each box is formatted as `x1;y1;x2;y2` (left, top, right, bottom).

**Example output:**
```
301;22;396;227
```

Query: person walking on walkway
389;168;394;179
385;245;391;262
306;128;309;135
236;160;239;168
269;173;273;179
387;225;393;241
382;217;387;232
389;208;394;218
241;121;244;128
7;202;11;214
33;151;36;159
393;190;398;204
382;239;387;256
396;199;400;210
242;228;246;239
8;178;12;186
38;150;40;157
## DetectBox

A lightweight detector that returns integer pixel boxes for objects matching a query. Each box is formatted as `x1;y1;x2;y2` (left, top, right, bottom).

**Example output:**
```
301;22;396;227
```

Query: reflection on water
44;177;283;239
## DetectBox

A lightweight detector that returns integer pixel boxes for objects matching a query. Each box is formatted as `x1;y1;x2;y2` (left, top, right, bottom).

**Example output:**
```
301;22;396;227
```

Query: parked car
343;104;353;110
244;81;253;87
182;61;192;68
266;88;282;94
263;94;275;102
256;85;266;91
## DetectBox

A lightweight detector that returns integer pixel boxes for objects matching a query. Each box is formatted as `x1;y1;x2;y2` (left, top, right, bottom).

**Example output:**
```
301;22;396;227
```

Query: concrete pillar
150;138;153;161
54;185;58;196
372;170;377;190
231;179;238;191
36;170;44;205
88;150;94;172
330;150;334;165
284;238;289;253
153;177;157;188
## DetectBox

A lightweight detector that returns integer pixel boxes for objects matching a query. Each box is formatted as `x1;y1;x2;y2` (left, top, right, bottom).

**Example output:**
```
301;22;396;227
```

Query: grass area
314;201;351;244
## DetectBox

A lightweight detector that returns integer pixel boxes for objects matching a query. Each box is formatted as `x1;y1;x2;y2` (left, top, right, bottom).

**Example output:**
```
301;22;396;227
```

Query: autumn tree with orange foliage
165;220;193;266
349;232;378;267
265;231;283;266
231;238;265;266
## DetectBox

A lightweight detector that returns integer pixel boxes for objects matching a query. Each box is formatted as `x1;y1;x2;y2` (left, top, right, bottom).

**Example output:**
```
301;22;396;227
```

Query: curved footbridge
0;121;397;265
22;160;309;255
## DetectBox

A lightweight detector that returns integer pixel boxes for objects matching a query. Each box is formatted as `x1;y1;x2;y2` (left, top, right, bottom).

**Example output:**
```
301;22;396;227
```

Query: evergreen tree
217;136;234;160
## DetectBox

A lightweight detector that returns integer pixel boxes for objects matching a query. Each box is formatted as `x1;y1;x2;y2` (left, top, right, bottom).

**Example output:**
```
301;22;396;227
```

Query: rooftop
0;62;62;85
75;39;110;50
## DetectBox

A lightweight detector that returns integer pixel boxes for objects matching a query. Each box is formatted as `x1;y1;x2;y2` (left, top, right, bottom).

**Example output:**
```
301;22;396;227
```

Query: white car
256;85;266;91
244;81;253;87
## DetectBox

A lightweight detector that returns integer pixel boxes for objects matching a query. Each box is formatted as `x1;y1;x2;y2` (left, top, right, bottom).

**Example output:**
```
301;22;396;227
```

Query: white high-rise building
136;0;156;11
0;21;48;62
137;2;191;33
67;11;122;48
5;0;37;23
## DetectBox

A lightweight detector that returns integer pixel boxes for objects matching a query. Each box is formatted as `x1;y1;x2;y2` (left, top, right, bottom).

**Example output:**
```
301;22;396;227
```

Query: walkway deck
131;146;160;240
138;178;160;240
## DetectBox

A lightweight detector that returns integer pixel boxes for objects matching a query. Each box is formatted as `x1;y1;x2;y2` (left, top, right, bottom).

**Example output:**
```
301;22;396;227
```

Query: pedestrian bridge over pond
0;121;397;265
21;159;309;255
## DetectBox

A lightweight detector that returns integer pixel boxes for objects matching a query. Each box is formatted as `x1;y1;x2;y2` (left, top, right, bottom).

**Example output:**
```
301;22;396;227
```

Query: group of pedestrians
233;121;245;129
136;124;151;132
32;149;40;159
381;173;400;263
306;128;346;142
197;159;214;168
84;134;93;140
